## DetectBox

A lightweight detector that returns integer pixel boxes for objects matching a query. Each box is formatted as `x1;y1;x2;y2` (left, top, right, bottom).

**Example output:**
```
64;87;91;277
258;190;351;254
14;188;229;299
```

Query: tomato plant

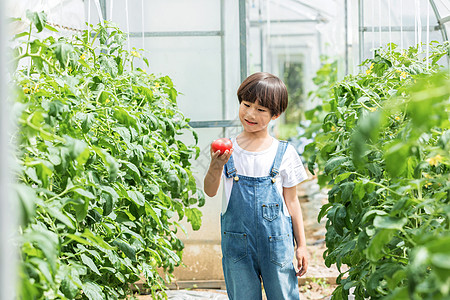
211;138;233;155
11;12;204;299
303;43;450;299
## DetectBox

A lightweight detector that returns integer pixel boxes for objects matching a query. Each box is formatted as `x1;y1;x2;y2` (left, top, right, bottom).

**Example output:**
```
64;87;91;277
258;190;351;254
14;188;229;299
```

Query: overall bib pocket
269;233;294;267
222;231;248;263
262;203;280;221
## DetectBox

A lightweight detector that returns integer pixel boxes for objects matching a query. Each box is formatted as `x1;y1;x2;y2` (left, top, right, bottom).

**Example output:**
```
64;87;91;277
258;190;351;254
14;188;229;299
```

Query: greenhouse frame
2;0;450;299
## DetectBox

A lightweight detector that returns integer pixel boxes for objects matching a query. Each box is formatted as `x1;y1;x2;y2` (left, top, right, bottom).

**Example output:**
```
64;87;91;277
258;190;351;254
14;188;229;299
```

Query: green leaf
113;240;137;262
122;161;141;183
373;216;407;230
127;190;145;207
367;229;395;261
334;172;352;184
73;188;95;199
46;205;75;229
15;184;36;225
82;113;95;133
82;282;104;300
185;208;203;231
166;171;181;194
324;156;348;175
80;254;101;276
26;10;47;32
145;203;163;228
51;41;74;68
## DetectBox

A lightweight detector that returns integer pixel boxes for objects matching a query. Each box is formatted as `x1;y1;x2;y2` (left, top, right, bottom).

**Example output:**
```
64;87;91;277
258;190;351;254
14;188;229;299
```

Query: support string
426;0;430;70
372;0;375;52
400;0;403;50
388;0;392;51
125;0;131;52
416;0;422;52
378;0;382;47
141;0;145;51
110;0;114;22
88;0;91;44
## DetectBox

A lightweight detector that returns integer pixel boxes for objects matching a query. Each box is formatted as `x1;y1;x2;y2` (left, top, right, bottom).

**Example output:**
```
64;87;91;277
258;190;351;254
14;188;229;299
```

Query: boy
204;72;308;299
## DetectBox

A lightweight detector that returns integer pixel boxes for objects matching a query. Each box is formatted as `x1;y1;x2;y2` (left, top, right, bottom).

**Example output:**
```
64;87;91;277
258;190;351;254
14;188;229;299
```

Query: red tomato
211;138;233;155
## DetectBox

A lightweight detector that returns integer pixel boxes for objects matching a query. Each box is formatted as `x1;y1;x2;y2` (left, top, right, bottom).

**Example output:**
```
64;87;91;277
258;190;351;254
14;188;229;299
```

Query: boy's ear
271;114;280;120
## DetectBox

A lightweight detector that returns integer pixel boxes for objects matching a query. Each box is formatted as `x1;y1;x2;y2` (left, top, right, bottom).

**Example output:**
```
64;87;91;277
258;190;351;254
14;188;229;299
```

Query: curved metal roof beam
268;0;329;22
284;0;333;19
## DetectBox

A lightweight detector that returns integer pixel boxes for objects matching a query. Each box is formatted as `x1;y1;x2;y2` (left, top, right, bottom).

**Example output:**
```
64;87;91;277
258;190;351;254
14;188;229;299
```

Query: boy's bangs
240;81;276;112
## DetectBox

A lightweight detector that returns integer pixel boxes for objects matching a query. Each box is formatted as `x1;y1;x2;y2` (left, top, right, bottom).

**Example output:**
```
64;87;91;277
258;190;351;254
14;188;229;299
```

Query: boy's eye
258;108;266;112
243;103;250;107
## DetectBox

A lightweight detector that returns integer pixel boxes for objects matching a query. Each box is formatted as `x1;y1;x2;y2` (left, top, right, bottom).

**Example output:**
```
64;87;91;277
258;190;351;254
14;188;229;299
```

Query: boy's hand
209;147;233;169
295;246;308;277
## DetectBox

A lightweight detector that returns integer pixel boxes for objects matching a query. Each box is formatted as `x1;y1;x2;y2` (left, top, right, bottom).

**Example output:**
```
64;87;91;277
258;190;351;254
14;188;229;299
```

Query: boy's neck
236;131;273;152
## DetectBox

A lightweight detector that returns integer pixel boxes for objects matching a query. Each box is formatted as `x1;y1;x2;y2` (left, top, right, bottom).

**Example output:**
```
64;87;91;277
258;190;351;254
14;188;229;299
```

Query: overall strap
269;140;288;178
224;154;237;178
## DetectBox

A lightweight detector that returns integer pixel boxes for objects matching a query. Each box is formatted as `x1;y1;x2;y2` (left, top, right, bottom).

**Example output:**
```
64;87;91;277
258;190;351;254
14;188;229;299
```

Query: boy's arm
283;185;308;277
203;149;232;197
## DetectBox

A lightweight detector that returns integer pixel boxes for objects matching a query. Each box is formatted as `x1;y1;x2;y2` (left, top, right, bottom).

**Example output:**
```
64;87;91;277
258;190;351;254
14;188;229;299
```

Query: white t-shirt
221;137;308;215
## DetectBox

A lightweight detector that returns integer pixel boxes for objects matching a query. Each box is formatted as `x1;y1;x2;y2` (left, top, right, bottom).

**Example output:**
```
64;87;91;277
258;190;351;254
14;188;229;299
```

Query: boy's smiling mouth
245;119;257;125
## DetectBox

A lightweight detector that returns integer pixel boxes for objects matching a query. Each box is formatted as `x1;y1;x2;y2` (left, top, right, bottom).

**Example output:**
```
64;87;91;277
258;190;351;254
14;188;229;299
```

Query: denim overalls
221;141;300;300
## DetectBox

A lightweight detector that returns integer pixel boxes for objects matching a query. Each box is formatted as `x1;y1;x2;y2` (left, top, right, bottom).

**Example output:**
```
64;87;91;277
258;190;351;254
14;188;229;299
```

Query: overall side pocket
269;233;294;267
221;231;248;263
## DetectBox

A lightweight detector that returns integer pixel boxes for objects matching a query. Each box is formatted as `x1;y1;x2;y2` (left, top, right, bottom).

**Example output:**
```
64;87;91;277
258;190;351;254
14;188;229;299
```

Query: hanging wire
400;0;403;50
416;0;422;52
372;0;375;52
426;0;430;70
414;0;418;47
266;0;271;54
388;0;392;51
110;0;114;22
87;0;91;44
378;0;382;47
125;0;131;53
141;0;145;51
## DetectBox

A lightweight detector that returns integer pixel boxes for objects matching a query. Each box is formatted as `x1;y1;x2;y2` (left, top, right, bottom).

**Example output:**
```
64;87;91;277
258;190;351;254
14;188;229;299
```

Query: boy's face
239;100;279;134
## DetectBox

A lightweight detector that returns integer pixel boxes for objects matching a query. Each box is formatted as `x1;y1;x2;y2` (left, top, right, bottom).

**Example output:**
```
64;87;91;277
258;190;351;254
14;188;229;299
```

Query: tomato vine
304;43;450;299
12;12;204;299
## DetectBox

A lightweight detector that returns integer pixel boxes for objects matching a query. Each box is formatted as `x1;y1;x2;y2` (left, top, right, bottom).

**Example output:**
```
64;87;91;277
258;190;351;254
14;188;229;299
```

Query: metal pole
429;0;450;67
239;0;248;81
259;0;264;71
358;0;364;65
220;0;226;137
1;0;16;298
99;0;107;20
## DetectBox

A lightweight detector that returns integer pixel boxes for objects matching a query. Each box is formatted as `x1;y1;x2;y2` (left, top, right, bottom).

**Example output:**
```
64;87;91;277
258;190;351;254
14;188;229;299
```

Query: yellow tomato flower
23;88;31;94
366;69;372;75
154;83;160;88
395;116;401;121
369;63;374;70
426;154;443;166
369;107;377;112
105;98;110;104
131;51;140;58
331;126;336;132
400;71;408;79
80;53;86;60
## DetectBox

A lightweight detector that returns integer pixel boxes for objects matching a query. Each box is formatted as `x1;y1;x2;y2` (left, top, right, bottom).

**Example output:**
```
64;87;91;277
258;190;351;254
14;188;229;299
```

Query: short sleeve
279;144;308;188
